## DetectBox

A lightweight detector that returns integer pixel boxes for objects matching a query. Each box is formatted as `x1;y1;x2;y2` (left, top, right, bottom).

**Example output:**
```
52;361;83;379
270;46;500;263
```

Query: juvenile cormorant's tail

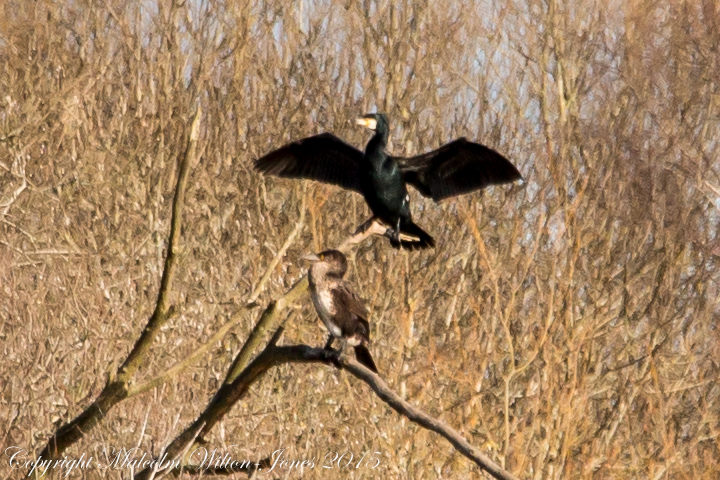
354;345;379;373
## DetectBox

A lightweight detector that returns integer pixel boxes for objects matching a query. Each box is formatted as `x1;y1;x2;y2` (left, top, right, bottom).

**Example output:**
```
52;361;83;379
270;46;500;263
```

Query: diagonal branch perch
340;356;520;480
134;218;518;480
135;339;518;480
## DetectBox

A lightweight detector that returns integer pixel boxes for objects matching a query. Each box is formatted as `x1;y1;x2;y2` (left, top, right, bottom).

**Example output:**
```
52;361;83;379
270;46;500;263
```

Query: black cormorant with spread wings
255;113;522;250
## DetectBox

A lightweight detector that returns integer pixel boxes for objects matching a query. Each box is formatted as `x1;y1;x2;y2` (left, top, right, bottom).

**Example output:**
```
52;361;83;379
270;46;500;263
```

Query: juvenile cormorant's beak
356;117;377;130
300;253;321;263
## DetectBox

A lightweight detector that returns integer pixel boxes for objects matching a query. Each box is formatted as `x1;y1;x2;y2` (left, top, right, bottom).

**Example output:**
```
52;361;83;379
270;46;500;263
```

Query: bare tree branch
37;106;203;463
248;191;307;304
339;355;520;480
134;218;517;480
135;339;517;480
118;106;203;381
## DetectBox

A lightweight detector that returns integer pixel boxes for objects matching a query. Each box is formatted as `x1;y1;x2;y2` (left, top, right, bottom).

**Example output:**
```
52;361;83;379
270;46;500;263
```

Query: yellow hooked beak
356;117;377;130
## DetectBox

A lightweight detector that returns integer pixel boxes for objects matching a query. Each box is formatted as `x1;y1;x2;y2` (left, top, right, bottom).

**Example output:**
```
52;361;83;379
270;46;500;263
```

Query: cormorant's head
301;249;348;277
356;113;388;132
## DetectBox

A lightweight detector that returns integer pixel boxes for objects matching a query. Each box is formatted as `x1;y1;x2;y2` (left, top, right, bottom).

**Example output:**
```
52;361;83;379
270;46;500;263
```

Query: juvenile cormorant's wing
332;283;378;373
331;283;370;341
254;133;364;193
398;138;522;201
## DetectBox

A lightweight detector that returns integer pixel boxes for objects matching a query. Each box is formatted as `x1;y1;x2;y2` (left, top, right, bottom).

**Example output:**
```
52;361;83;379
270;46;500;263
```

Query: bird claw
383;227;402;245
385;218;403;245
321;347;342;368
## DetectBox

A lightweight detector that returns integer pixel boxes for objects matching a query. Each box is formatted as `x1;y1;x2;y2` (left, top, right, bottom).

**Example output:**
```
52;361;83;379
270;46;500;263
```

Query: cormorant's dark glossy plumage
255;114;522;250
304;250;378;373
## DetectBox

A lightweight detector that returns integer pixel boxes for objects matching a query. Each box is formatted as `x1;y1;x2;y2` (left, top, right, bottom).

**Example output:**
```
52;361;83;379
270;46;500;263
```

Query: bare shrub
1;0;718;478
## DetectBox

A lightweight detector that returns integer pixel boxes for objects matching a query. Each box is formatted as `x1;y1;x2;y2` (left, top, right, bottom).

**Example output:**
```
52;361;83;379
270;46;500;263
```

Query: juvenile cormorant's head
356;113;388;132
301;249;348;278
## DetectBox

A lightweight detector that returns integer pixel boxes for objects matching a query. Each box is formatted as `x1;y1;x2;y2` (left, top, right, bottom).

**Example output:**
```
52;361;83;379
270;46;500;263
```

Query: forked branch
135;334;518;480
135;220;519;480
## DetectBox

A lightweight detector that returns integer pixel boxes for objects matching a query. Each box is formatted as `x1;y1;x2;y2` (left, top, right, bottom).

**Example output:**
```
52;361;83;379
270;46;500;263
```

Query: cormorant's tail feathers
354;345;379;373
393;221;435;250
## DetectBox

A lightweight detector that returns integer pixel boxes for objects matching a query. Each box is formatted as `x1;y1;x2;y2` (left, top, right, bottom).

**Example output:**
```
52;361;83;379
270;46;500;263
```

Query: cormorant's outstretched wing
254;133;364;193
397;138;522;201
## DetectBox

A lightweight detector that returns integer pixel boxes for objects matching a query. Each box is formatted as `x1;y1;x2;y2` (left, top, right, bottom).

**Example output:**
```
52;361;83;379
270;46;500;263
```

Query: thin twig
1;153;27;217
25;249;86;256
0;176;27;216
128;307;256;397
248;194;306;304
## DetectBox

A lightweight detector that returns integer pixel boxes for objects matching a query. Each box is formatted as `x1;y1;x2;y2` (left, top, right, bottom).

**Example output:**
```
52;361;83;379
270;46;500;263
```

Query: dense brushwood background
2;0;720;478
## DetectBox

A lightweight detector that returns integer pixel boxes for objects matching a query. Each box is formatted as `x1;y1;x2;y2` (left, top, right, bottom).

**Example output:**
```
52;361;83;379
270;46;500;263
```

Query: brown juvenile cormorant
303;250;378;373
255;113;522;250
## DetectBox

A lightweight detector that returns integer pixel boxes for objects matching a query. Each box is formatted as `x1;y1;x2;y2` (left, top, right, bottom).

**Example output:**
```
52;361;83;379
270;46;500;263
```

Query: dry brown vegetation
2;0;720;478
